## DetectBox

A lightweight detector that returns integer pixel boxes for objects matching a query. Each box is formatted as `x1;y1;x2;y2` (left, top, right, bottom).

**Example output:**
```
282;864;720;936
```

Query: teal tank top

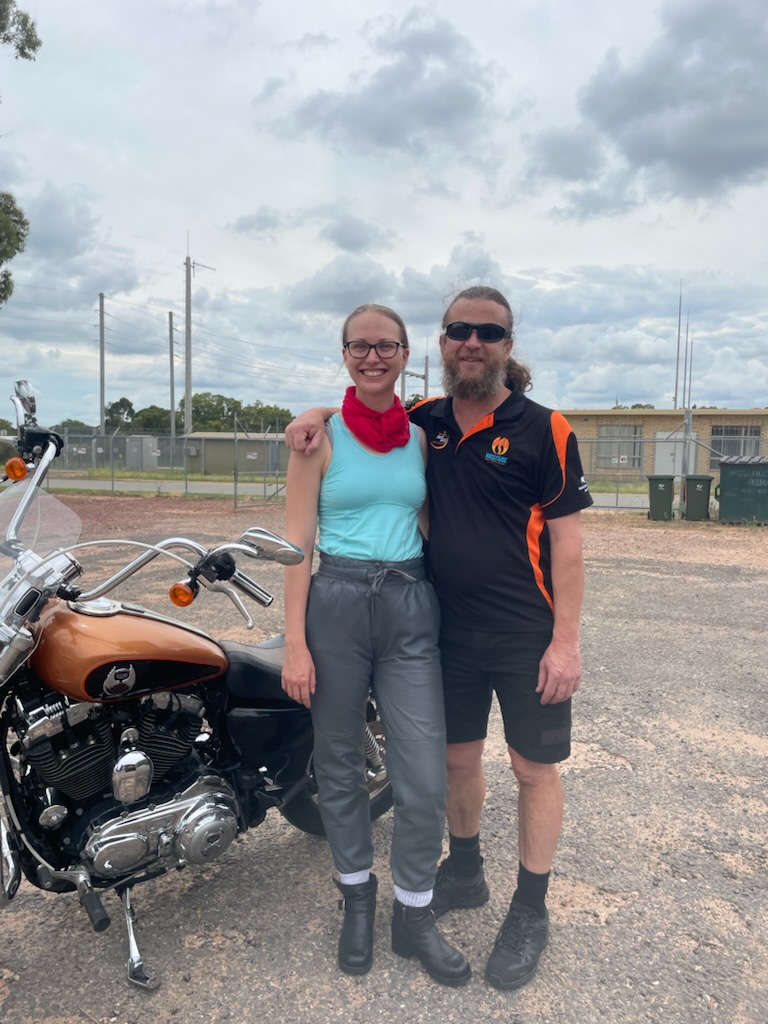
317;414;425;561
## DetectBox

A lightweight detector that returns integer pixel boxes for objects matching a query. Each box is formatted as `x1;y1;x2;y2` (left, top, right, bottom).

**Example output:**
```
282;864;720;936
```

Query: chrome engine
83;775;239;878
16;690;207;802
9;688;240;878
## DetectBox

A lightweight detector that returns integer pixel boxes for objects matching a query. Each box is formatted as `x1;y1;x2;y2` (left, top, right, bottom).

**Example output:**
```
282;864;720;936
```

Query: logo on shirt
484;436;509;465
430;431;450;450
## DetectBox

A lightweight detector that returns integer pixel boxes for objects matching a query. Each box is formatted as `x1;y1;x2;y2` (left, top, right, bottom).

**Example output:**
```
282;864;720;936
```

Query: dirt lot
34;491;768;568
1;497;766;1024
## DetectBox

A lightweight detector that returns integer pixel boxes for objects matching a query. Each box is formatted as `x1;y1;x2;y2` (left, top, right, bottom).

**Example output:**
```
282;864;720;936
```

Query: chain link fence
41;426;752;515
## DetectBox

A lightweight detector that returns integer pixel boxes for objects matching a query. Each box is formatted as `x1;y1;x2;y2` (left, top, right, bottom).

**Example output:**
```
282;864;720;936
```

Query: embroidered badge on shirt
484;436;509;465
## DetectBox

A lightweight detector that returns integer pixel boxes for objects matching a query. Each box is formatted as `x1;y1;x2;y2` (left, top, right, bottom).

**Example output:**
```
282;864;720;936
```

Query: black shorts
438;627;571;763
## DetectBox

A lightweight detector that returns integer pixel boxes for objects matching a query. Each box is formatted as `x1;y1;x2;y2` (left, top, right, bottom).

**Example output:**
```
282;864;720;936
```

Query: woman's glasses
443;322;510;343
344;340;404;359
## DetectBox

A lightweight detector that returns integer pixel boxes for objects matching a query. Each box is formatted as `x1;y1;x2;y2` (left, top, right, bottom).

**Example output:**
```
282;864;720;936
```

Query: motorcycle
0;380;392;989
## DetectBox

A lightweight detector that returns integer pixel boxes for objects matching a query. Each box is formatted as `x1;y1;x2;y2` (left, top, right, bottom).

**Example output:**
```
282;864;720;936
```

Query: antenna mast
673;280;682;409
183;246;216;435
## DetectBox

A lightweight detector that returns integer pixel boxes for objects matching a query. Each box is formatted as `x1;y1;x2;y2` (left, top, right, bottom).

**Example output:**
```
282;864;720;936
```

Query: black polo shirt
408;387;593;632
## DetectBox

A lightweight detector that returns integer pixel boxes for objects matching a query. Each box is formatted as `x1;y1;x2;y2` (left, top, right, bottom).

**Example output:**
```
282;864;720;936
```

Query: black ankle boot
391;900;471;986
334;874;377;975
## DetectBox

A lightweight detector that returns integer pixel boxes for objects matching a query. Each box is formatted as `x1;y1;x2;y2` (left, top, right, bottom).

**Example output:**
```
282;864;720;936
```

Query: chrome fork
0;812;21;904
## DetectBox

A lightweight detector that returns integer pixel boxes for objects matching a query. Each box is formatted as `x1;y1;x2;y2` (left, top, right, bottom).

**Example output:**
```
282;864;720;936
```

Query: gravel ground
1;497;766;1024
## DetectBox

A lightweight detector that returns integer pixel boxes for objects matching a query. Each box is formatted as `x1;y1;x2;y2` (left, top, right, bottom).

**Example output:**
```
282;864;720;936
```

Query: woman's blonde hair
342;304;409;349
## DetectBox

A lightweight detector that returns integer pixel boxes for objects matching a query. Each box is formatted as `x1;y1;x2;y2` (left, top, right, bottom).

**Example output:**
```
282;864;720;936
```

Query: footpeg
80;887;111;932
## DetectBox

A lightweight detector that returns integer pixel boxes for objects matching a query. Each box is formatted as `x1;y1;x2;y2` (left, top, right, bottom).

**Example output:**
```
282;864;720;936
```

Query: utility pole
99;292;106;434
183;249;215;435
401;354;429;404
683;406;693;476
681;312;690;410
184;257;192;435
169;311;176;469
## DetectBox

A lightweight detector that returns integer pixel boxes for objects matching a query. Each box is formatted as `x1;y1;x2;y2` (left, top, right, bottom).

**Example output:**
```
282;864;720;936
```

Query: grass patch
589;478;650;494
49;469;286;485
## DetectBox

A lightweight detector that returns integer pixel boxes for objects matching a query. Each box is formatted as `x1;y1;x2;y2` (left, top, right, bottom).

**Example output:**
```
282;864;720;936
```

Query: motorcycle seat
220;635;294;702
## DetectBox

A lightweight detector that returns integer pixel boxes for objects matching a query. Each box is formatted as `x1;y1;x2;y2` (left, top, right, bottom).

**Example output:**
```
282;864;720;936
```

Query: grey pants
306;552;447;894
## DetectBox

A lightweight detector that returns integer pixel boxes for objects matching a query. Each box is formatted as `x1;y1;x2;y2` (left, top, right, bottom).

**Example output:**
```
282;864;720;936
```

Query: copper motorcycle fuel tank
29;599;228;702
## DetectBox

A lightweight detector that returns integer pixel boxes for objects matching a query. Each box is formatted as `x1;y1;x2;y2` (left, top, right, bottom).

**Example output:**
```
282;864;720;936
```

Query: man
286;285;592;990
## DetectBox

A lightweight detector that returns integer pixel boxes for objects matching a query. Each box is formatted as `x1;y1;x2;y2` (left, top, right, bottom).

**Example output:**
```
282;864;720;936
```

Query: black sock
511;862;549;916
447;833;482;877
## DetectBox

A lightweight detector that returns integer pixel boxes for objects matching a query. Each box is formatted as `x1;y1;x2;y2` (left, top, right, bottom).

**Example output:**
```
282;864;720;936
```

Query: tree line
58;392;293;435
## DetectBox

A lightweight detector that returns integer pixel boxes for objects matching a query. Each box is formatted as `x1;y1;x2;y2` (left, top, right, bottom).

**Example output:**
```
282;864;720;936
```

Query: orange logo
430;431;450;450
492;437;509;456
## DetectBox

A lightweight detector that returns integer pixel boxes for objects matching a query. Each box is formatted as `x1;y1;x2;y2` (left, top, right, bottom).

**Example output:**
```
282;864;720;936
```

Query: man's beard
442;359;507;401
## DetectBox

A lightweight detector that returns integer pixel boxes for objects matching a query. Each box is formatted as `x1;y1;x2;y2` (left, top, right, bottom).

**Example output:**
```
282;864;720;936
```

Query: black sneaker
484;902;549;990
430;859;490;919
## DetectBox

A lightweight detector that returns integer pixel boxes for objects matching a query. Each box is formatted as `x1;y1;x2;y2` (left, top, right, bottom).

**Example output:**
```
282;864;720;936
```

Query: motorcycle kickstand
119;886;159;990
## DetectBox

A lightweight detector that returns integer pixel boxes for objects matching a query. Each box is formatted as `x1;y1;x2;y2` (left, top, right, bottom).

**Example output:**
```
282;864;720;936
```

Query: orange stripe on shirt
540;411;572;509
457;412;495;448
408;395;443;413
527;504;554;611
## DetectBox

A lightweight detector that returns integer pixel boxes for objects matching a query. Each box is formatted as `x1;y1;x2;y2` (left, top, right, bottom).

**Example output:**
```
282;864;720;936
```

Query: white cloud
277;9;498;164
526;0;768;215
0;0;765;430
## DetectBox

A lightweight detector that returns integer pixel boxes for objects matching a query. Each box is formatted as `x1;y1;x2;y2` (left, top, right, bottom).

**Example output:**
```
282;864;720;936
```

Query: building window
596;424;643;468
709;425;761;468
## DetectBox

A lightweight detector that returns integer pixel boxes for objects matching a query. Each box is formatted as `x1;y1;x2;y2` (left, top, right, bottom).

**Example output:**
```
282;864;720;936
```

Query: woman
281;304;470;986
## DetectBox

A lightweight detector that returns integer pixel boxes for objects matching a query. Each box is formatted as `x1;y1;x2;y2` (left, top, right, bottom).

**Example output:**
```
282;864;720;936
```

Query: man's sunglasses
443;321;511;343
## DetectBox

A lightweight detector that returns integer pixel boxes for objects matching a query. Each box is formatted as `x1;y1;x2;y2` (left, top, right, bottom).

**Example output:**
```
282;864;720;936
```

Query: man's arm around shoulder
284;407;339;454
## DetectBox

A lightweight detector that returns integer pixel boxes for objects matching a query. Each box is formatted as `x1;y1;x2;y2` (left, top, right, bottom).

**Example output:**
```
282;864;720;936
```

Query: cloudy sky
1;0;767;429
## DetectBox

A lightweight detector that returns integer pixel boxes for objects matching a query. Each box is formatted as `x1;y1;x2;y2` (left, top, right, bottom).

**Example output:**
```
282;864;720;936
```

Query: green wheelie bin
647;475;674;521
682;475;714;521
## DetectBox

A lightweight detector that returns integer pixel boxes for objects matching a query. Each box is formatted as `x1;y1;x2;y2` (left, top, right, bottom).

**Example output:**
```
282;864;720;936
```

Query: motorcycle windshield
0;477;82;563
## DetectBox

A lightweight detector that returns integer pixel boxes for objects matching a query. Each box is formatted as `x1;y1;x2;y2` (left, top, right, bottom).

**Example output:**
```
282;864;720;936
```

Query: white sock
339;870;370;885
394;885;433;908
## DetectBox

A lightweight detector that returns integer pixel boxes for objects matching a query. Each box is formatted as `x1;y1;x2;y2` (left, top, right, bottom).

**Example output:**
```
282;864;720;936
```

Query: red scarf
341;386;411;452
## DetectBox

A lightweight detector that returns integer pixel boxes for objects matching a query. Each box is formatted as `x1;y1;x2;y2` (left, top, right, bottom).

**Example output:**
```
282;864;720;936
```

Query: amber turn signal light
169;581;197;607
4;457;28;481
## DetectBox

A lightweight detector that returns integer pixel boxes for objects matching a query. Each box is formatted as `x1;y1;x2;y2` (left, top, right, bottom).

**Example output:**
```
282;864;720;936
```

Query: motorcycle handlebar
76;537;208;601
229;568;274;608
77;537;277;613
2;408;295;620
